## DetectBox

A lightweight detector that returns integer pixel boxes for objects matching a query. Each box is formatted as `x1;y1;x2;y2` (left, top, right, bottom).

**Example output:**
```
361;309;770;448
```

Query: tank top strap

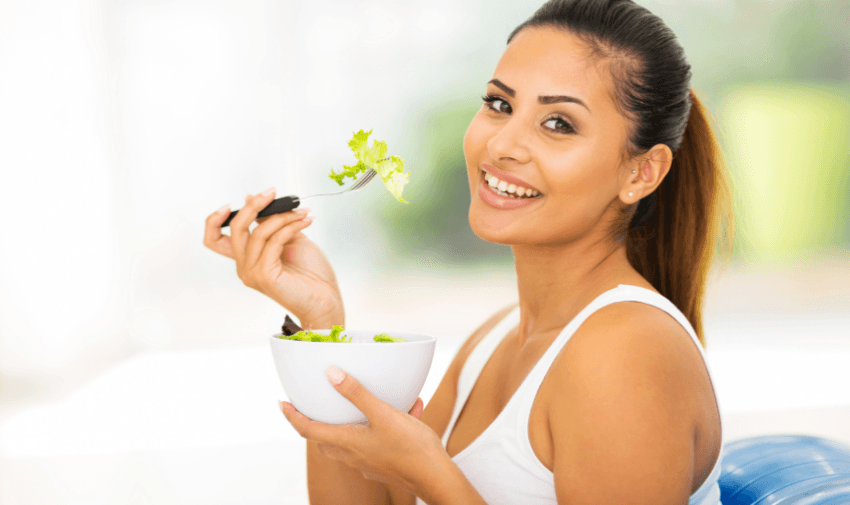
510;284;723;476
442;305;522;447
510;285;636;433
515;284;709;412
613;284;705;351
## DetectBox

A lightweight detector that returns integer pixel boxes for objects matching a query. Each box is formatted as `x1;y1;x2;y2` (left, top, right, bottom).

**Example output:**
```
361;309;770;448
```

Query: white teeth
483;170;541;199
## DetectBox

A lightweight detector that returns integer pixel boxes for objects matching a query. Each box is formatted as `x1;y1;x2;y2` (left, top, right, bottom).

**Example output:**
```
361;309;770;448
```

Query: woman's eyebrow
489;79;516;97
488;78;591;113
538;94;591;113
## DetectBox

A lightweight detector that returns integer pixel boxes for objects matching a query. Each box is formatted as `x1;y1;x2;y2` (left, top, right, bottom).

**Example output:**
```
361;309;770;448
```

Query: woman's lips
477;172;541;210
480;163;541;194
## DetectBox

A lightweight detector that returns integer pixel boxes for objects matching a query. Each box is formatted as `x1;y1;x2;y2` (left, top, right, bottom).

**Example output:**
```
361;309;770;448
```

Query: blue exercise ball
718;435;850;505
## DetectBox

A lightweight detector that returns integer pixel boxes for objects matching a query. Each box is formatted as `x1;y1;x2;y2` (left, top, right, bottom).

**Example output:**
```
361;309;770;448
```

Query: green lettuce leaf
373;334;406;343
279;325;351;342
277;326;406;343
329;130;409;203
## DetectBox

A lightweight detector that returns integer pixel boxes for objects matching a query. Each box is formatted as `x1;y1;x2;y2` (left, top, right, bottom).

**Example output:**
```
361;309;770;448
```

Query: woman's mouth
477;169;542;210
481;170;540;199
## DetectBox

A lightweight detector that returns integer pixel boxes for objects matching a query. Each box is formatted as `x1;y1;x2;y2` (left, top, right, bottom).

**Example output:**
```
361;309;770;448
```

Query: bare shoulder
567;301;701;367
418;302;519;440
553;301;707;419
547;302;704;504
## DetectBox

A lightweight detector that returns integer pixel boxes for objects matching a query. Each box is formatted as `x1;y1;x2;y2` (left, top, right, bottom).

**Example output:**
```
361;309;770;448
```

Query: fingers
280;401;352;447
229;187;277;265
324;366;385;421
204;204;235;258
243;207;312;270
254;212;314;274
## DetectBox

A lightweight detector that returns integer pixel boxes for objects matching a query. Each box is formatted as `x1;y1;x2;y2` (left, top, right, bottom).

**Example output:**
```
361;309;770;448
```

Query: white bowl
270;329;436;425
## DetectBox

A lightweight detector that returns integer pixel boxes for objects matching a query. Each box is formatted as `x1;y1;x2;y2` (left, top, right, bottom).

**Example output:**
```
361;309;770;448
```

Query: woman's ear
619;144;673;205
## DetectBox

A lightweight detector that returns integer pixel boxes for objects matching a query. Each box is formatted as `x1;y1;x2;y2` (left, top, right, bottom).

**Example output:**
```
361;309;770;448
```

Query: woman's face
464;26;633;247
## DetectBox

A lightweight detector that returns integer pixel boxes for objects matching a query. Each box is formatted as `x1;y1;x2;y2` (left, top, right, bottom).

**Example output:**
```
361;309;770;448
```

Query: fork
221;168;379;228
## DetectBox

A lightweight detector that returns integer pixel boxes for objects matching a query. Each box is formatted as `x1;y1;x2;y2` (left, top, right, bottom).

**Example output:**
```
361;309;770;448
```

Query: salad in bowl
270;316;436;425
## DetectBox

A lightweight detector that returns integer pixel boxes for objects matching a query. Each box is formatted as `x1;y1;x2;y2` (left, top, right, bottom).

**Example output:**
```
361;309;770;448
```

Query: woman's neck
511;240;638;349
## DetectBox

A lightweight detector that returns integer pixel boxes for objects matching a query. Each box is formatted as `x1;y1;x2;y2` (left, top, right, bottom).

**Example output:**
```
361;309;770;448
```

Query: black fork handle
221;195;301;228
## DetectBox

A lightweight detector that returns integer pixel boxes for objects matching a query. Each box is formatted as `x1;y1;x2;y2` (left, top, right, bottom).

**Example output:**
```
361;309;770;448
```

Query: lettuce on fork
328;130;409;203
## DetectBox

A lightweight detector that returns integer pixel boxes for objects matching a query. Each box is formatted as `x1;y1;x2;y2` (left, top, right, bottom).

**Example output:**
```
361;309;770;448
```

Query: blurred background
0;0;848;503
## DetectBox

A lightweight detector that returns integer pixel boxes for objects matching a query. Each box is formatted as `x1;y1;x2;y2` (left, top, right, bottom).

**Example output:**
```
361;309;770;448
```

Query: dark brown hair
509;0;733;346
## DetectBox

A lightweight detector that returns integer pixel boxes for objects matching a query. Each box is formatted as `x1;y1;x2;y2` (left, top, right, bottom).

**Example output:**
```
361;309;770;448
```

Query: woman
204;0;732;503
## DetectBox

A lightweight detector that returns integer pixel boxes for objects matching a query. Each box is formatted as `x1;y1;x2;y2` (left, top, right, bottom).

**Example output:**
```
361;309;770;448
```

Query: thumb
325;365;383;420
408;397;424;420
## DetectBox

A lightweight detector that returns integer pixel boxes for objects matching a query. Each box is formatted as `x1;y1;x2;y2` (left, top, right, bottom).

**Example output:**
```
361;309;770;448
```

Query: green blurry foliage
722;83;850;260
371;99;513;266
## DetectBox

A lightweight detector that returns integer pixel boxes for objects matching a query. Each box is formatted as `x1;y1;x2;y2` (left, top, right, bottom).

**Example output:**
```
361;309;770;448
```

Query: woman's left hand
280;366;447;496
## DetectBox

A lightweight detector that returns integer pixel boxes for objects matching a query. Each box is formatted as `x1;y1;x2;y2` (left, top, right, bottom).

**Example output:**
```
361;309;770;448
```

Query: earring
628;192;634;197
631;170;636;174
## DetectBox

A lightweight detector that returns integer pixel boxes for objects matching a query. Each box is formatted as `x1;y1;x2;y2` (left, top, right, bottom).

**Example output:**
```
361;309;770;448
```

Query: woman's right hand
204;188;344;329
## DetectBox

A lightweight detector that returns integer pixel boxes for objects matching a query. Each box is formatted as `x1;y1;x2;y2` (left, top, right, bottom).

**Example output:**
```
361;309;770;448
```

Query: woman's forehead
492;26;617;114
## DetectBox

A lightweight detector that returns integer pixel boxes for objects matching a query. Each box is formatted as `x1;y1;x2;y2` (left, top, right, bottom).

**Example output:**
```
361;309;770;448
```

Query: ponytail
626;89;733;347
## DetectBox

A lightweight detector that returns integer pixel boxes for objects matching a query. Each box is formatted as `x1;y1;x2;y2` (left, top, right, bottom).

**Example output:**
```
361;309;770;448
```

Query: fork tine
351;169;377;190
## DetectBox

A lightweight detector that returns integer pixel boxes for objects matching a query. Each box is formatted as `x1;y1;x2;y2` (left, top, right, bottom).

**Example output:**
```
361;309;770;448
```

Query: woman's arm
307;440;392;505
385;456;488;505
548;303;702;504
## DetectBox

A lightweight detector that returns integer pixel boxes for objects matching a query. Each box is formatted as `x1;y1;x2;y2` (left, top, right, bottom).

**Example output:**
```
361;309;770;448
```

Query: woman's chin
468;208;517;246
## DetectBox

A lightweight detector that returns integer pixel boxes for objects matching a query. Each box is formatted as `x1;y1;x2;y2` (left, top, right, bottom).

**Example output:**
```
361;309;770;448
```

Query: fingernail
216;204;230;214
294;207;310;214
326;365;345;385
261;186;276;197
302;213;314;222
279;400;286;412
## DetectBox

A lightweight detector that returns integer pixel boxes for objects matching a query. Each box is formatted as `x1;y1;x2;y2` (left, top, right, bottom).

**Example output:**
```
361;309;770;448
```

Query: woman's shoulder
544;301;704;505
546;298;709;446
557;299;701;386
543;297;716;502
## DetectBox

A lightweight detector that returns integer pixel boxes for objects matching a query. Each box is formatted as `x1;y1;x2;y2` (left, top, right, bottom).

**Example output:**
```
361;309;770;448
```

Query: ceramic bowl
270;329;436;425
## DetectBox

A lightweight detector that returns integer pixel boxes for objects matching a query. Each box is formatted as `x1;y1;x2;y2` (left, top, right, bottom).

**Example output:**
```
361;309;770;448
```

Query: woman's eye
483;95;511;114
543;117;574;134
492;99;510;113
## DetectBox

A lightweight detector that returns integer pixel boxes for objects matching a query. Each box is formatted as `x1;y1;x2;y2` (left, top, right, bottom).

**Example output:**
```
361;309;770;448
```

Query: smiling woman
205;0;732;504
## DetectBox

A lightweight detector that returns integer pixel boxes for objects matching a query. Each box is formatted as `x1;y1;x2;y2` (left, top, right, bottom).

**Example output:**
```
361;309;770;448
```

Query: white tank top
416;284;723;505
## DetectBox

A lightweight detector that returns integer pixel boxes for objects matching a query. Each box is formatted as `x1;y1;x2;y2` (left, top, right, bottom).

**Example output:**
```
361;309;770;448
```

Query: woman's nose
486;115;532;164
